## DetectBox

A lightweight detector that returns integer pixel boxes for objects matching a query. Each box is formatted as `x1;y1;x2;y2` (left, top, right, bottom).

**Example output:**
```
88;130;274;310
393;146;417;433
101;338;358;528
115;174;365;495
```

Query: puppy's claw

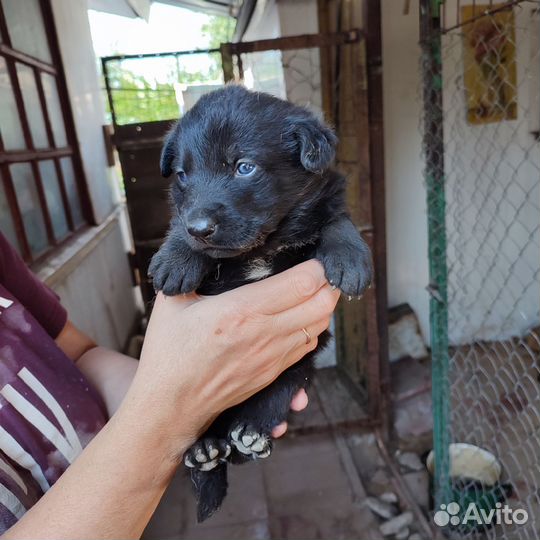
229;423;272;460
184;437;231;472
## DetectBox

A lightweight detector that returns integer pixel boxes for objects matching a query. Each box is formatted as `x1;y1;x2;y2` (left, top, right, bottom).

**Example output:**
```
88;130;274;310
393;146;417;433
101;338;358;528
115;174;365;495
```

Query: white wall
51;0;119;224
382;0;539;345
49;219;137;349
441;4;539;343
382;0;430;343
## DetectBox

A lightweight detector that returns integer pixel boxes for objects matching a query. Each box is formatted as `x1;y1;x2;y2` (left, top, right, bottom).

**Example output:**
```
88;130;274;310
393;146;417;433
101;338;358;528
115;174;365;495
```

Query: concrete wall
40;0;139;350
42;216;137;350
381;0;430;343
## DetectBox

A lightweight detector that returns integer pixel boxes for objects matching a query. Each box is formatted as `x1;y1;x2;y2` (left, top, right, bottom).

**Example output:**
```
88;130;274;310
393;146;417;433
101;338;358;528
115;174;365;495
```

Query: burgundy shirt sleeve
0;233;67;338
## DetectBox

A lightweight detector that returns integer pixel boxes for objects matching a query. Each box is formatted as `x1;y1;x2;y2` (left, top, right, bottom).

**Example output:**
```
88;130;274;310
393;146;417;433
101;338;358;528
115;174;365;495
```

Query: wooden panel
118;146;172;242
318;0;388;424
113;120;173;307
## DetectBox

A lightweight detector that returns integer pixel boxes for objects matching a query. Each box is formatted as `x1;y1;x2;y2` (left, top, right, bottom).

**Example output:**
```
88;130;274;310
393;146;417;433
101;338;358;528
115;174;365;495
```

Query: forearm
76;347;139;417
3;378;192;540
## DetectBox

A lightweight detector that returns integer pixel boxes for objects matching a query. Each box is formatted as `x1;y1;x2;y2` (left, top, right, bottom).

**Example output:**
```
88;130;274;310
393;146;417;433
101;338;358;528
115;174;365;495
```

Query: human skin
56;314;308;436
3;260;339;539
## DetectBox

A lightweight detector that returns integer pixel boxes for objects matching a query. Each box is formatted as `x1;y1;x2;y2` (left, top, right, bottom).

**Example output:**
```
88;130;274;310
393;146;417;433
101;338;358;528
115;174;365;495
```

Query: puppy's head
161;85;337;258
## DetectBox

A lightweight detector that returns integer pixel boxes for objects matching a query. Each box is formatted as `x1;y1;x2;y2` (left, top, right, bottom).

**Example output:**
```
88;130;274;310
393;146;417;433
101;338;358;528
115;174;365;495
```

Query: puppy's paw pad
318;246;372;298
184;438;231;472
229;423;272;459
149;248;208;296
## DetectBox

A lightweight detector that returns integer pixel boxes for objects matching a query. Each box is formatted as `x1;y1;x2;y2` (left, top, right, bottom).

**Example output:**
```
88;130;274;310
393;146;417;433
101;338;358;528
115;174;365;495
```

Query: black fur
148;85;372;521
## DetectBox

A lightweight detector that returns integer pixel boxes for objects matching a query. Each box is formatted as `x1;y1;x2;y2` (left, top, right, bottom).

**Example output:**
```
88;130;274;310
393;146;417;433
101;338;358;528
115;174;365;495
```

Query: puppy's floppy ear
290;116;338;173
160;124;179;178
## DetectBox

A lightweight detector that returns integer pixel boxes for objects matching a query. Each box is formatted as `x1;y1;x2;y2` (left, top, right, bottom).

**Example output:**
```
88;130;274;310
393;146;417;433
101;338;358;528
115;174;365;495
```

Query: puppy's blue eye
176;170;186;182
235;162;256;176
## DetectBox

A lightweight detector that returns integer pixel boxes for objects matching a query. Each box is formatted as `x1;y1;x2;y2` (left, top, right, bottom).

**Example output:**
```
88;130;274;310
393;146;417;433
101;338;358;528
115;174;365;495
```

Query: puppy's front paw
229;423;272;459
184;438;231;472
317;242;373;298
149;246;209;296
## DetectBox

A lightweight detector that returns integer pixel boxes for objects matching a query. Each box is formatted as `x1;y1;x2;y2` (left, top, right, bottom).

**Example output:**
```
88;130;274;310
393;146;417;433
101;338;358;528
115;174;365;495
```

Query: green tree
201;15;235;49
102;15;235;125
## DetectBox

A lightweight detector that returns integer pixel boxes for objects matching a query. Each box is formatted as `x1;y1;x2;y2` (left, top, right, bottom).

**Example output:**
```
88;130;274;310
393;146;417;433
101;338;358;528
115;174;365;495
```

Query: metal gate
102;29;388;426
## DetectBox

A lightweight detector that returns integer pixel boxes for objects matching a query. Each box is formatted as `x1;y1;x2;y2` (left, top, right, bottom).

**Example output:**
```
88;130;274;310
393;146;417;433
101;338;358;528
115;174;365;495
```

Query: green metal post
420;0;451;509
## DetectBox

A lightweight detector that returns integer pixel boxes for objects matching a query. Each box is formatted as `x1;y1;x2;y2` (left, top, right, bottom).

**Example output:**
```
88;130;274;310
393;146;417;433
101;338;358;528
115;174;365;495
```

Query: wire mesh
421;2;540;538
239;47;324;116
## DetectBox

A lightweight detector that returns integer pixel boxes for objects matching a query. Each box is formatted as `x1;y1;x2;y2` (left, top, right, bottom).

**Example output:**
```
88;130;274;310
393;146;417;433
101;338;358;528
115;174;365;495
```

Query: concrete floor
142;368;384;540
143;431;383;540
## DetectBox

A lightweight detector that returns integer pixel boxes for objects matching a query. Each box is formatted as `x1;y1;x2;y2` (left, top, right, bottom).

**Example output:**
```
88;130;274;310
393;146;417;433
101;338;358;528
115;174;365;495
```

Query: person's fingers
157;290;200;309
277;316;328;373
226;259;328;315
273;284;339;334
271;422;288;438
290;389;309;412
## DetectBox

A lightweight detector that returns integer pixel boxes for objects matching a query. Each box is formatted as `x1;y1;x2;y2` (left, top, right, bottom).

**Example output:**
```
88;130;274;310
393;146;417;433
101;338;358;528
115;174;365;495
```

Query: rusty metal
0;0;93;263
0;147;72;164
102;47;220;63
220;42;235;83
40;0;93;227
440;0;528;34
363;0;390;431
0;44;57;75
229;29;362;56
35;62;74;233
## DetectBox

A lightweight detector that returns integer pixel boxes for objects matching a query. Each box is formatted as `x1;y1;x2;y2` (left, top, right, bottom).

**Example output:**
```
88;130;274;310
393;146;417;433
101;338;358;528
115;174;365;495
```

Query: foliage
103;15;235;125
201;15;235;49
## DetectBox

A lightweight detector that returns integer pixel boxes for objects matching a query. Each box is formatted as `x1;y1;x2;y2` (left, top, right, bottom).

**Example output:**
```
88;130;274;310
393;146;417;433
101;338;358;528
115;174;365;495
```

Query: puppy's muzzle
187;216;217;240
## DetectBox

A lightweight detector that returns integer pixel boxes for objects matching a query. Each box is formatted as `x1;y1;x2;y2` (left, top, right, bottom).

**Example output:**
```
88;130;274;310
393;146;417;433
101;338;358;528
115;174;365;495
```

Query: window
0;0;90;263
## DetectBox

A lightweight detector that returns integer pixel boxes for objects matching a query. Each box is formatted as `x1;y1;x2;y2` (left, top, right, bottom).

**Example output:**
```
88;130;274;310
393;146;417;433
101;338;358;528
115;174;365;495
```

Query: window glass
0;173;20;253
41;73;67;147
60;157;84;228
11;162;48;256
16;63;48;148
2;0;52;63
39;160;68;240
0;57;25;149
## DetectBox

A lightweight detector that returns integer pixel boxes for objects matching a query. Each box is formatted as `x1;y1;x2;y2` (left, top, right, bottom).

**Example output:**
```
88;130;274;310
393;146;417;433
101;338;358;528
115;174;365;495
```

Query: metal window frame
0;0;93;264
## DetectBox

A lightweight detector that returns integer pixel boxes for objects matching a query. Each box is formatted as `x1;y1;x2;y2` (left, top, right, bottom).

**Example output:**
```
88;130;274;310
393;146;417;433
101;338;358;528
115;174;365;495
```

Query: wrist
119;370;205;461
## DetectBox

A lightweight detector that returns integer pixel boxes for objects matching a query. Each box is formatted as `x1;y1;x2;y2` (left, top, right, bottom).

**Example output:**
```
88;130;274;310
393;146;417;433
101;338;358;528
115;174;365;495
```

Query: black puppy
149;85;372;522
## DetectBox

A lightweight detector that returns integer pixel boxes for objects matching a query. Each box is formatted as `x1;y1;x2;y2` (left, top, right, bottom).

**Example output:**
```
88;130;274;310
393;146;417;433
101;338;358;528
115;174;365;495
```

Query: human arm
55;322;139;417
56;320;308;428
3;260;338;539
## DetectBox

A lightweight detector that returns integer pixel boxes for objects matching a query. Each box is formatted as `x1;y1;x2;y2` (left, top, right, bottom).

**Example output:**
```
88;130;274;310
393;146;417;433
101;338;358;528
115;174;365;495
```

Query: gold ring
301;327;311;345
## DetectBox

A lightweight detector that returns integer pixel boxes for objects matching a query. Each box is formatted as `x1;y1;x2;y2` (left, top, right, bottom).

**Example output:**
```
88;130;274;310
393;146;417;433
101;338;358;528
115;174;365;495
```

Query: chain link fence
421;1;540;538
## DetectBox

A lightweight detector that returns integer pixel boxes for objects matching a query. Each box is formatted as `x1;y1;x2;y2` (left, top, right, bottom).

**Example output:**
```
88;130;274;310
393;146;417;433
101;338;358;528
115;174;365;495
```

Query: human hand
128;259;338;450
271;388;309;438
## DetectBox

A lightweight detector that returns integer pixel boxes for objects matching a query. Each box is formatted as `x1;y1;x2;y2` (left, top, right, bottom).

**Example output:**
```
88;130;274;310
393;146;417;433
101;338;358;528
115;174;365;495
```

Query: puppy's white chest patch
244;258;272;281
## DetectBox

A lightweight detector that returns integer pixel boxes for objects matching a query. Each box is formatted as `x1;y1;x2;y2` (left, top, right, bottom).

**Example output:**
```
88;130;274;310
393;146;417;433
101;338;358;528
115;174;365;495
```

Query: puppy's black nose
187;217;217;239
